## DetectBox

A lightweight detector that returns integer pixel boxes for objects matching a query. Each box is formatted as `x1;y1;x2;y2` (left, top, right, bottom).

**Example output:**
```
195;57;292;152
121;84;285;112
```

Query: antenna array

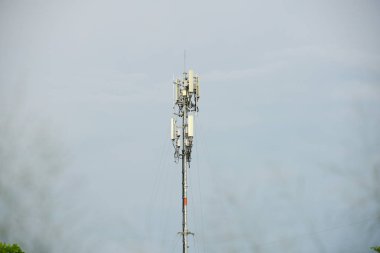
171;69;200;253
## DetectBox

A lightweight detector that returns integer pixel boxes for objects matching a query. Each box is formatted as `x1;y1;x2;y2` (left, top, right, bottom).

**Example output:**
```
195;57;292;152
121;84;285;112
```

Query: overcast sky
1;0;380;252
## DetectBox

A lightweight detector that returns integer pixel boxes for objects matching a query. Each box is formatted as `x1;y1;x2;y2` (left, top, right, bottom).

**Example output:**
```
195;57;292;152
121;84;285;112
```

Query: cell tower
171;68;200;253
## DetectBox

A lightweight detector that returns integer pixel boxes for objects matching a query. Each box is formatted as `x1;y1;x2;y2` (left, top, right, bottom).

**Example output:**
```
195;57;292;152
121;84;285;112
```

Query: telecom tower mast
171;69;200;253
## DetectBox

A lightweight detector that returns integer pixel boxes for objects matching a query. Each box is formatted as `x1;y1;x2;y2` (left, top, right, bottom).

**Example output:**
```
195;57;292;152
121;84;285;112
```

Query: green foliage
371;246;380;252
0;242;24;253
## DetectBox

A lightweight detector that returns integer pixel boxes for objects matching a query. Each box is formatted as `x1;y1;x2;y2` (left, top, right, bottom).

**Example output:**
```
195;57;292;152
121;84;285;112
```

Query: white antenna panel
171;118;176;140
188;69;194;92
174;80;179;102
196;76;200;97
188;115;194;137
184;77;188;87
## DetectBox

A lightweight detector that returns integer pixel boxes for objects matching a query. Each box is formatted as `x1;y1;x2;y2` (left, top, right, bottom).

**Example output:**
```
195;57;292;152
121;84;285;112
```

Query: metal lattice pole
171;69;200;253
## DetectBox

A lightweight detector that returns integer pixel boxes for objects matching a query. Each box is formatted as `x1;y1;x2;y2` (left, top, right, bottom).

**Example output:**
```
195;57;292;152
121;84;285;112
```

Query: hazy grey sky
1;0;379;252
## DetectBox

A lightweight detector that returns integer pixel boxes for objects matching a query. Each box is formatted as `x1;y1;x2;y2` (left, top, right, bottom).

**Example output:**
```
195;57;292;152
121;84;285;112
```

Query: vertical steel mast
171;68;200;253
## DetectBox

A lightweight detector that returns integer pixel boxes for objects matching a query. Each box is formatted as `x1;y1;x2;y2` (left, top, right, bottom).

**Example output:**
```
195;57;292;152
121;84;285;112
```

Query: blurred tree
0;87;64;253
332;102;380;245
0;242;25;253
202;96;380;253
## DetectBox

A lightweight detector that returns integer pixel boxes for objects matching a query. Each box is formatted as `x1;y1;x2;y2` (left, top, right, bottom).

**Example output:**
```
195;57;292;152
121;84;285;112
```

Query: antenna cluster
170;68;200;253
171;69;200;163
